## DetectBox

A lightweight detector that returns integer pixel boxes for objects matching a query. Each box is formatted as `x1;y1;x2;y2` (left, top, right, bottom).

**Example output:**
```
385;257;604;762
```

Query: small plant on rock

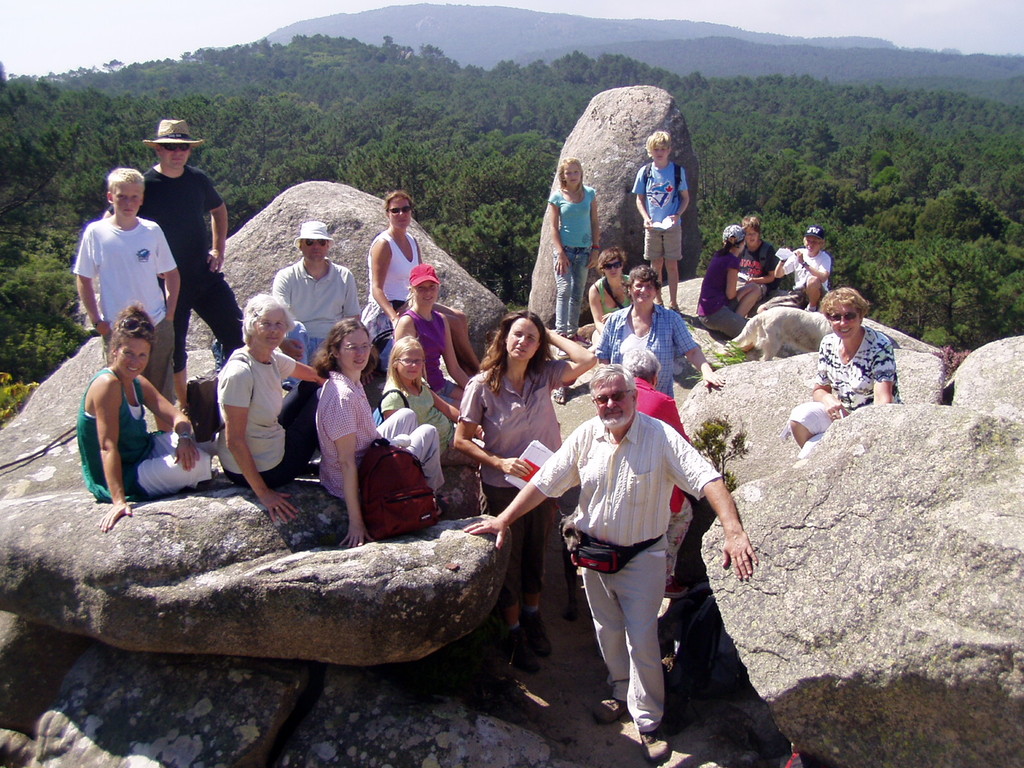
712;341;747;367
692;417;749;492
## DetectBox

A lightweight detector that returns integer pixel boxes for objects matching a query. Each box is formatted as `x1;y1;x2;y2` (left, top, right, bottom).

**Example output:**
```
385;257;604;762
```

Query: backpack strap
374;388;410;424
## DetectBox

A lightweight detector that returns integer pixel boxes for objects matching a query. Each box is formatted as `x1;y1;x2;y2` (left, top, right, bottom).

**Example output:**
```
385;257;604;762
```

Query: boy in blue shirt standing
632;131;690;311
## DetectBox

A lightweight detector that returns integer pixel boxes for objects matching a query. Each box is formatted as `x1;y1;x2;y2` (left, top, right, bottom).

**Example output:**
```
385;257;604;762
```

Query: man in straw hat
139;118;243;406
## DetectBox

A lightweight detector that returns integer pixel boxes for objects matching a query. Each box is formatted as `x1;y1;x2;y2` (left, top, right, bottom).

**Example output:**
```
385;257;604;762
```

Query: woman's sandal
552;386;567;405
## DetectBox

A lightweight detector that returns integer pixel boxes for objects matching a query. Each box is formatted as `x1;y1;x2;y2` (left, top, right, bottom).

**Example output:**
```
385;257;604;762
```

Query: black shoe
520;611;552;656
504;627;540;673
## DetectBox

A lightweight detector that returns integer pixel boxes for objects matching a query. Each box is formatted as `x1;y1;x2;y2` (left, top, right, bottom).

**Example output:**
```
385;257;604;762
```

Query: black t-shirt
139;165;223;283
738;239;781;291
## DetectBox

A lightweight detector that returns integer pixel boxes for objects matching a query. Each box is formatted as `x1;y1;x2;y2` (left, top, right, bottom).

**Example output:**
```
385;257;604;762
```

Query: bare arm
223;404;298;521
430;387;461;424
725;268;739;301
393;315;415;342
679;189;690;216
873;380;895;405
160;268;180;323
89;375;130;530
369;239;399;322
76;275;110;337
464;480;549;548
588;283;607;331
333;431;371;547
635;194;652;228
290;361;325;384
208;203;228;272
588;193;600;267
139;376;198;471
440;316;469;388
812;383;847;418
684;346;724;390
701;478;757;580
546;329;596;384
453;419;532;480
548;202;565;254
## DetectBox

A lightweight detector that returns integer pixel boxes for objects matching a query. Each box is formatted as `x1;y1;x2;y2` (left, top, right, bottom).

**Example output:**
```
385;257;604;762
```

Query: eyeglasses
396;357;424;366
388;205;412;215
303;239;329;246
602;261;623;270
592;390;630;405
826;312;859;322
341;343;371;353
160;143;192;152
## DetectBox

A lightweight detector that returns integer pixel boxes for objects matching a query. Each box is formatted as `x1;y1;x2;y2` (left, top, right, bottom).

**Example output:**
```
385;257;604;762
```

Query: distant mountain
266;4;896;68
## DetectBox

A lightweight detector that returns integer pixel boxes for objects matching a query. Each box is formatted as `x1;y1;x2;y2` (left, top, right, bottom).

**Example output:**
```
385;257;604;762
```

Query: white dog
726;307;832;361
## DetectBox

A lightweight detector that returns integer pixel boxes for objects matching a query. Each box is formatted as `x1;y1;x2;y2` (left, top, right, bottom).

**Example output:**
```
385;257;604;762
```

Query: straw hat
143;119;205;147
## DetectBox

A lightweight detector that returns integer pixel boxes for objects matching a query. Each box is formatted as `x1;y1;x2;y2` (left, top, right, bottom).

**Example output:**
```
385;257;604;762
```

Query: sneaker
591;698;627;724
504;627;540;673
519;611;552;656
639;728;670;763
664;576;688;599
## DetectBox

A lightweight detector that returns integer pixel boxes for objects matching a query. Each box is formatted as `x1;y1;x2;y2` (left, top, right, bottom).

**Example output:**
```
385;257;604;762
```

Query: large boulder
704;404;1024;768
679;348;945;485
951;335;1024;423
529;86;701;325
0;488;508;666
34;644;307;768
192;180;506;354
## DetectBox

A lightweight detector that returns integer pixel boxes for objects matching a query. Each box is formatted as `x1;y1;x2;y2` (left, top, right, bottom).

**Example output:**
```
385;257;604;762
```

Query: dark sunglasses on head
388;205;412;215
303;239;329;246
602;261;624;270
826;312;858;322
592;391;629;405
160;143;192;152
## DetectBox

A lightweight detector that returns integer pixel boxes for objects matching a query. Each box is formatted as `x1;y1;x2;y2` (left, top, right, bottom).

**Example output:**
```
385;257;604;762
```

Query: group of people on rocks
73;118;894;765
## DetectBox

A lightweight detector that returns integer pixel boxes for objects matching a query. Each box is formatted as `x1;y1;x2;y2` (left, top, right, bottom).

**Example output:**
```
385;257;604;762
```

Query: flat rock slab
0;487;508;666
704;404;1024;768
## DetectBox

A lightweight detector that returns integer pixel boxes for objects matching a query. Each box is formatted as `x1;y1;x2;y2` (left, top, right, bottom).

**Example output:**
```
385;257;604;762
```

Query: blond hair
645;131;671;155
387;336;427;392
106;167;145;192
557;157;583;191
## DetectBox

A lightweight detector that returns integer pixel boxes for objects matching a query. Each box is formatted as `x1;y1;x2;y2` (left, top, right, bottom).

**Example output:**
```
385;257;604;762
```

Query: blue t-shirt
548;186;596;248
632;162;687;223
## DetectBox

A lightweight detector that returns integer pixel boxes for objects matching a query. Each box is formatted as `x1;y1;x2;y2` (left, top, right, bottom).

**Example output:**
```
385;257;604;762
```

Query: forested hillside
2;35;1023;386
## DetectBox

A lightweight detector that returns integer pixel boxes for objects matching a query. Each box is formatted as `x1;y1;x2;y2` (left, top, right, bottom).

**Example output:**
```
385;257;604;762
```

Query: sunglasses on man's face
826;312;858;322
303;239;329;246
592;390;630;405
388;205;413;215
160;143;192;152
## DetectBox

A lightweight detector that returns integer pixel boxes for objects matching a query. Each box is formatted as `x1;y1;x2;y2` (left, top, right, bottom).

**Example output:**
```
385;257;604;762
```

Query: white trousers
377;408;444;491
582;542;666;732
136;432;213;497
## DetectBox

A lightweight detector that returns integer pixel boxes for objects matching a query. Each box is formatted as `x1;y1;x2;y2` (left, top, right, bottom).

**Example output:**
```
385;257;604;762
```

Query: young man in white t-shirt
74;168;179;401
773;224;832;312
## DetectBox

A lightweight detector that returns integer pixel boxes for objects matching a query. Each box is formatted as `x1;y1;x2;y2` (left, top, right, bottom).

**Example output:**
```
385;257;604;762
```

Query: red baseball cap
409;264;441;286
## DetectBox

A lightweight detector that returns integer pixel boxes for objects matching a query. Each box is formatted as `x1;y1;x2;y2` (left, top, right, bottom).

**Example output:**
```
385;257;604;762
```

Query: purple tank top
403;309;447;390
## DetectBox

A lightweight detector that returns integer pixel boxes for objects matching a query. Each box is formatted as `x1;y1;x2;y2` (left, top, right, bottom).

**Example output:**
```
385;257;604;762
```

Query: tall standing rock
528;86;700;326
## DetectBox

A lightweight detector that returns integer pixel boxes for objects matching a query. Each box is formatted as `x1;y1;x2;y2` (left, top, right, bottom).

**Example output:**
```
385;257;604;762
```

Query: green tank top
77;369;153;502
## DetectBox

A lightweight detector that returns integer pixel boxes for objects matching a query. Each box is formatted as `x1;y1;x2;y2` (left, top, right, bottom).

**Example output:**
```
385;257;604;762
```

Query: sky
3;0;1021;78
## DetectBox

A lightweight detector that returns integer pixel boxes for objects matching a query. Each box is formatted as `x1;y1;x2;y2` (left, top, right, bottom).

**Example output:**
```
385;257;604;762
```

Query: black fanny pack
564;521;661;574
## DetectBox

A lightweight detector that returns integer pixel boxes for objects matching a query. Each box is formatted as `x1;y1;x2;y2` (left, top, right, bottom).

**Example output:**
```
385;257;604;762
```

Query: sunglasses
592;390;630;405
303;239;329;246
602;261;624;270
826;312;859;322
159;143;192;152
388;205;413;215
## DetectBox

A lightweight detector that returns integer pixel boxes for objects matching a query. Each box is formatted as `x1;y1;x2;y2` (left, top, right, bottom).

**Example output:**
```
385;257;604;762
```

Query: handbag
562;518;660;574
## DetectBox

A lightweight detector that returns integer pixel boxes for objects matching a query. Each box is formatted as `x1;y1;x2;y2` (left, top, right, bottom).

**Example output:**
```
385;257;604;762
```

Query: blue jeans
553;246;591;336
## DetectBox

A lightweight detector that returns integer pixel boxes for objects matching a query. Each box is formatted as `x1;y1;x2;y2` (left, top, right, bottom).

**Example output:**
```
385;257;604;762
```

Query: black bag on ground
185;374;222;443
357;437;440;541
660;582;748;733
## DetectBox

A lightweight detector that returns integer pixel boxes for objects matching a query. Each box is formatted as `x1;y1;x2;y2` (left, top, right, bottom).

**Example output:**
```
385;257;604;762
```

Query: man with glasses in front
466;364;757;764
140;119;244;407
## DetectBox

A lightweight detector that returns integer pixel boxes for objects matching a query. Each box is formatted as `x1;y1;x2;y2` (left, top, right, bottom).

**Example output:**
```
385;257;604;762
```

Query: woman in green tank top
78;305;211;532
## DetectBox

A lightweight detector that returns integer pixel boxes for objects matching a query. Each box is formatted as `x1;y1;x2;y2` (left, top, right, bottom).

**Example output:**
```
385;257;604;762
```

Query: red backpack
357;438;440;541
